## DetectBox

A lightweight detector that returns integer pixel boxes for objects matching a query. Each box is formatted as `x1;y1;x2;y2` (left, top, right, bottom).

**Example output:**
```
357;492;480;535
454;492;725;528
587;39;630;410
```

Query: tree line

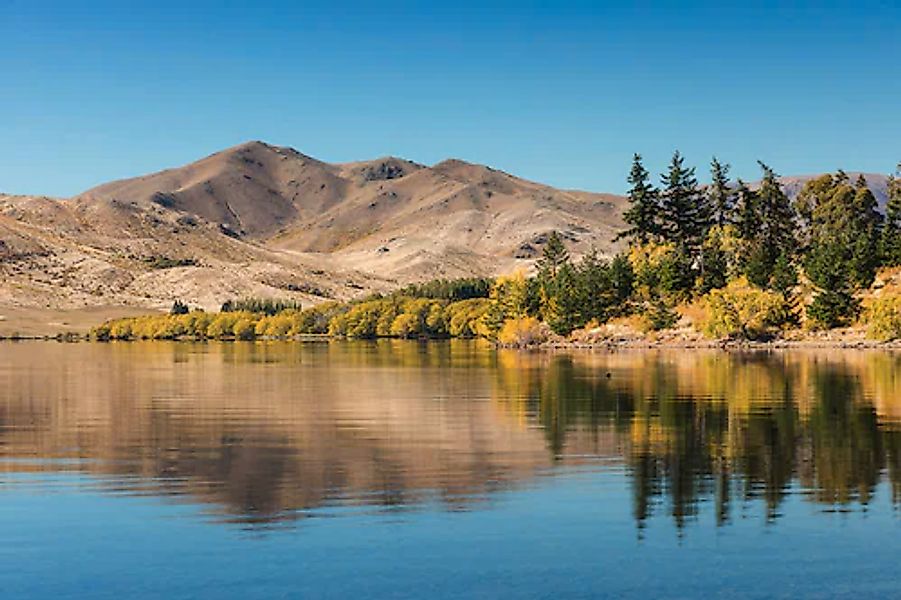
93;155;901;343
619;152;900;328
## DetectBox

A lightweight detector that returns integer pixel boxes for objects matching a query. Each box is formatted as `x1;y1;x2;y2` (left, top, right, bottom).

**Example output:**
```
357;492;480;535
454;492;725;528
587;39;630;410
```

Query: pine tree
699;229;729;293
734;180;760;242
170;300;189;315
608;254;635;311
546;262;582;335
696;157;733;291
801;171;879;327
755;162;796;258
535;231;572;328
575;248;612;323
805;239;859;328
536;231;570;278
882;164;901;266
660;151;705;249
708;157;733;228
619;154;661;244
770;252;800;326
848;174;882;288
770;253;798;299
793;173;836;248
736;163;797;289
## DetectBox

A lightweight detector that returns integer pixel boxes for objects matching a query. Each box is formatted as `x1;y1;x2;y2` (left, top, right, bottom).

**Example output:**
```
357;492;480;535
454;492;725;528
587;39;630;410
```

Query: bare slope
0;142;627;332
75;140;628;282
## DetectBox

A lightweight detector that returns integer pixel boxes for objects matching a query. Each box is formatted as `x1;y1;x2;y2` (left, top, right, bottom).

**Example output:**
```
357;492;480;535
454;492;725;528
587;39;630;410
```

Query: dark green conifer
608;254;635;310
801;172;880;327
619;154;661;244
847;175;882;288
755;162;797;258
660;151;705;249
708;157;733;228
881;164;901;266
546;262;582;335
537;231;570;279
734;180;760;242
170;300;189;315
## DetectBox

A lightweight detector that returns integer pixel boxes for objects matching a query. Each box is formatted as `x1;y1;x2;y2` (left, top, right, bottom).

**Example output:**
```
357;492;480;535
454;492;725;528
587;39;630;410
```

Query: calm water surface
1;341;899;599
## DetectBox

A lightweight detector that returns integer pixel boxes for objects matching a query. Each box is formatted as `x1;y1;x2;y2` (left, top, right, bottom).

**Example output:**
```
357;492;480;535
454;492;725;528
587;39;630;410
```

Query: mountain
2;140;893;335
0;141;626;333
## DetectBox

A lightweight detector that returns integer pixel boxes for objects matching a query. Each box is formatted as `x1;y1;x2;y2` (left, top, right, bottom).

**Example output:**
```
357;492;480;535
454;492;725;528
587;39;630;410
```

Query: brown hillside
0;141;627;333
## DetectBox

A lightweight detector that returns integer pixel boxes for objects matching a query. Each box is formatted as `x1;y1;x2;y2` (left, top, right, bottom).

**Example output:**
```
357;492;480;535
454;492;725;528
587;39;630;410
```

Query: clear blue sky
2;0;899;196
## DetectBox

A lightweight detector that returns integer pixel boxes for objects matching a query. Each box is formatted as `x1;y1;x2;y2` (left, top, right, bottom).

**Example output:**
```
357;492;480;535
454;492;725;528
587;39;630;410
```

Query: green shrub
807;290;859;330
145;256;198;269
640;299;679;332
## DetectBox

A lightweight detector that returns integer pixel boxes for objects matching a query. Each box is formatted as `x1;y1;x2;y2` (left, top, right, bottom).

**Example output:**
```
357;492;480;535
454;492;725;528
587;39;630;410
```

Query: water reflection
0;341;898;530
493;350;900;529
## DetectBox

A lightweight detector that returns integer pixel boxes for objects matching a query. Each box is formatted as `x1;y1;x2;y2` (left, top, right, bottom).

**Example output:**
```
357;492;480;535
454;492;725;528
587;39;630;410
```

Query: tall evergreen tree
734;180;759;242
619;154;661;244
882;164;901;266
848;174;882;288
708;157;733;228
794;173;836;248
545;262;582;335
801;172;880;327
805;239;859;328
535;230;572;329
608;254;635;312
736;163;797;289
660;151;705;249
755;162;797;257
536;231;570;278
575;248;612;323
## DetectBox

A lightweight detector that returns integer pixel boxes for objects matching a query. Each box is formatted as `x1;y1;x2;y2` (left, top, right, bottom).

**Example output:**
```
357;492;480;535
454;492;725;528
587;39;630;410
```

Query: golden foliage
699;277;788;339
93;297;495;341
497;317;546;347
864;296;901;341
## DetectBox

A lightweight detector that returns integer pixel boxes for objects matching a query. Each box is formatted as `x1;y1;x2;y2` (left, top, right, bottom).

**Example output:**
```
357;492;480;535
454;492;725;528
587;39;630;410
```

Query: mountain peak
340;156;425;182
218;140;316;163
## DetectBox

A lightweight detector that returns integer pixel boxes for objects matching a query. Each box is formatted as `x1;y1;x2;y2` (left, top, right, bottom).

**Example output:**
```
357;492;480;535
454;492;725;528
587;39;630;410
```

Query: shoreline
539;339;901;350
2;333;900;351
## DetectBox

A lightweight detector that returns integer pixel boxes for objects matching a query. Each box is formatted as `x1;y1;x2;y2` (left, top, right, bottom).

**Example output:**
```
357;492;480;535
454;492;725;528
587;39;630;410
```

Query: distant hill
0;141;626;330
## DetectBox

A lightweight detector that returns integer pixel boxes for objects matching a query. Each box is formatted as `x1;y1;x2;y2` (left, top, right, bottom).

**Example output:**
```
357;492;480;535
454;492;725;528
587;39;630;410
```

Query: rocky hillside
0;141;627;332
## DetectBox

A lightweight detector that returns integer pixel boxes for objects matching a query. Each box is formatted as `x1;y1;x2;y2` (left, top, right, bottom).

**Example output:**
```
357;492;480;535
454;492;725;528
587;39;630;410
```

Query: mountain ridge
0;141;626;333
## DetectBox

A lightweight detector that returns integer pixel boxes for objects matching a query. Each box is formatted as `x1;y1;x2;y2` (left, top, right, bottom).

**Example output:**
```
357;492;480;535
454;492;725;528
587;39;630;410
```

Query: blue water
0;342;899;599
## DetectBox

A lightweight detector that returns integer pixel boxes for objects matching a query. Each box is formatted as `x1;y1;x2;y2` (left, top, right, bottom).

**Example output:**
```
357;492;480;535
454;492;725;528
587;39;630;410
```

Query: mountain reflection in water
0;341;898;530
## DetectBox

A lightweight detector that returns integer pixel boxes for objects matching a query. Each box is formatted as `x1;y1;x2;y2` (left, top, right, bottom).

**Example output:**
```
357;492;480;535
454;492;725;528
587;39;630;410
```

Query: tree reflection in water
492;350;901;531
0;341;898;530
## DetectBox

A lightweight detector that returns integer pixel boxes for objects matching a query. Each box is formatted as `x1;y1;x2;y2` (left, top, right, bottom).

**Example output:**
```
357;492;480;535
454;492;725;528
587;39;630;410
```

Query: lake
1;341;899;599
